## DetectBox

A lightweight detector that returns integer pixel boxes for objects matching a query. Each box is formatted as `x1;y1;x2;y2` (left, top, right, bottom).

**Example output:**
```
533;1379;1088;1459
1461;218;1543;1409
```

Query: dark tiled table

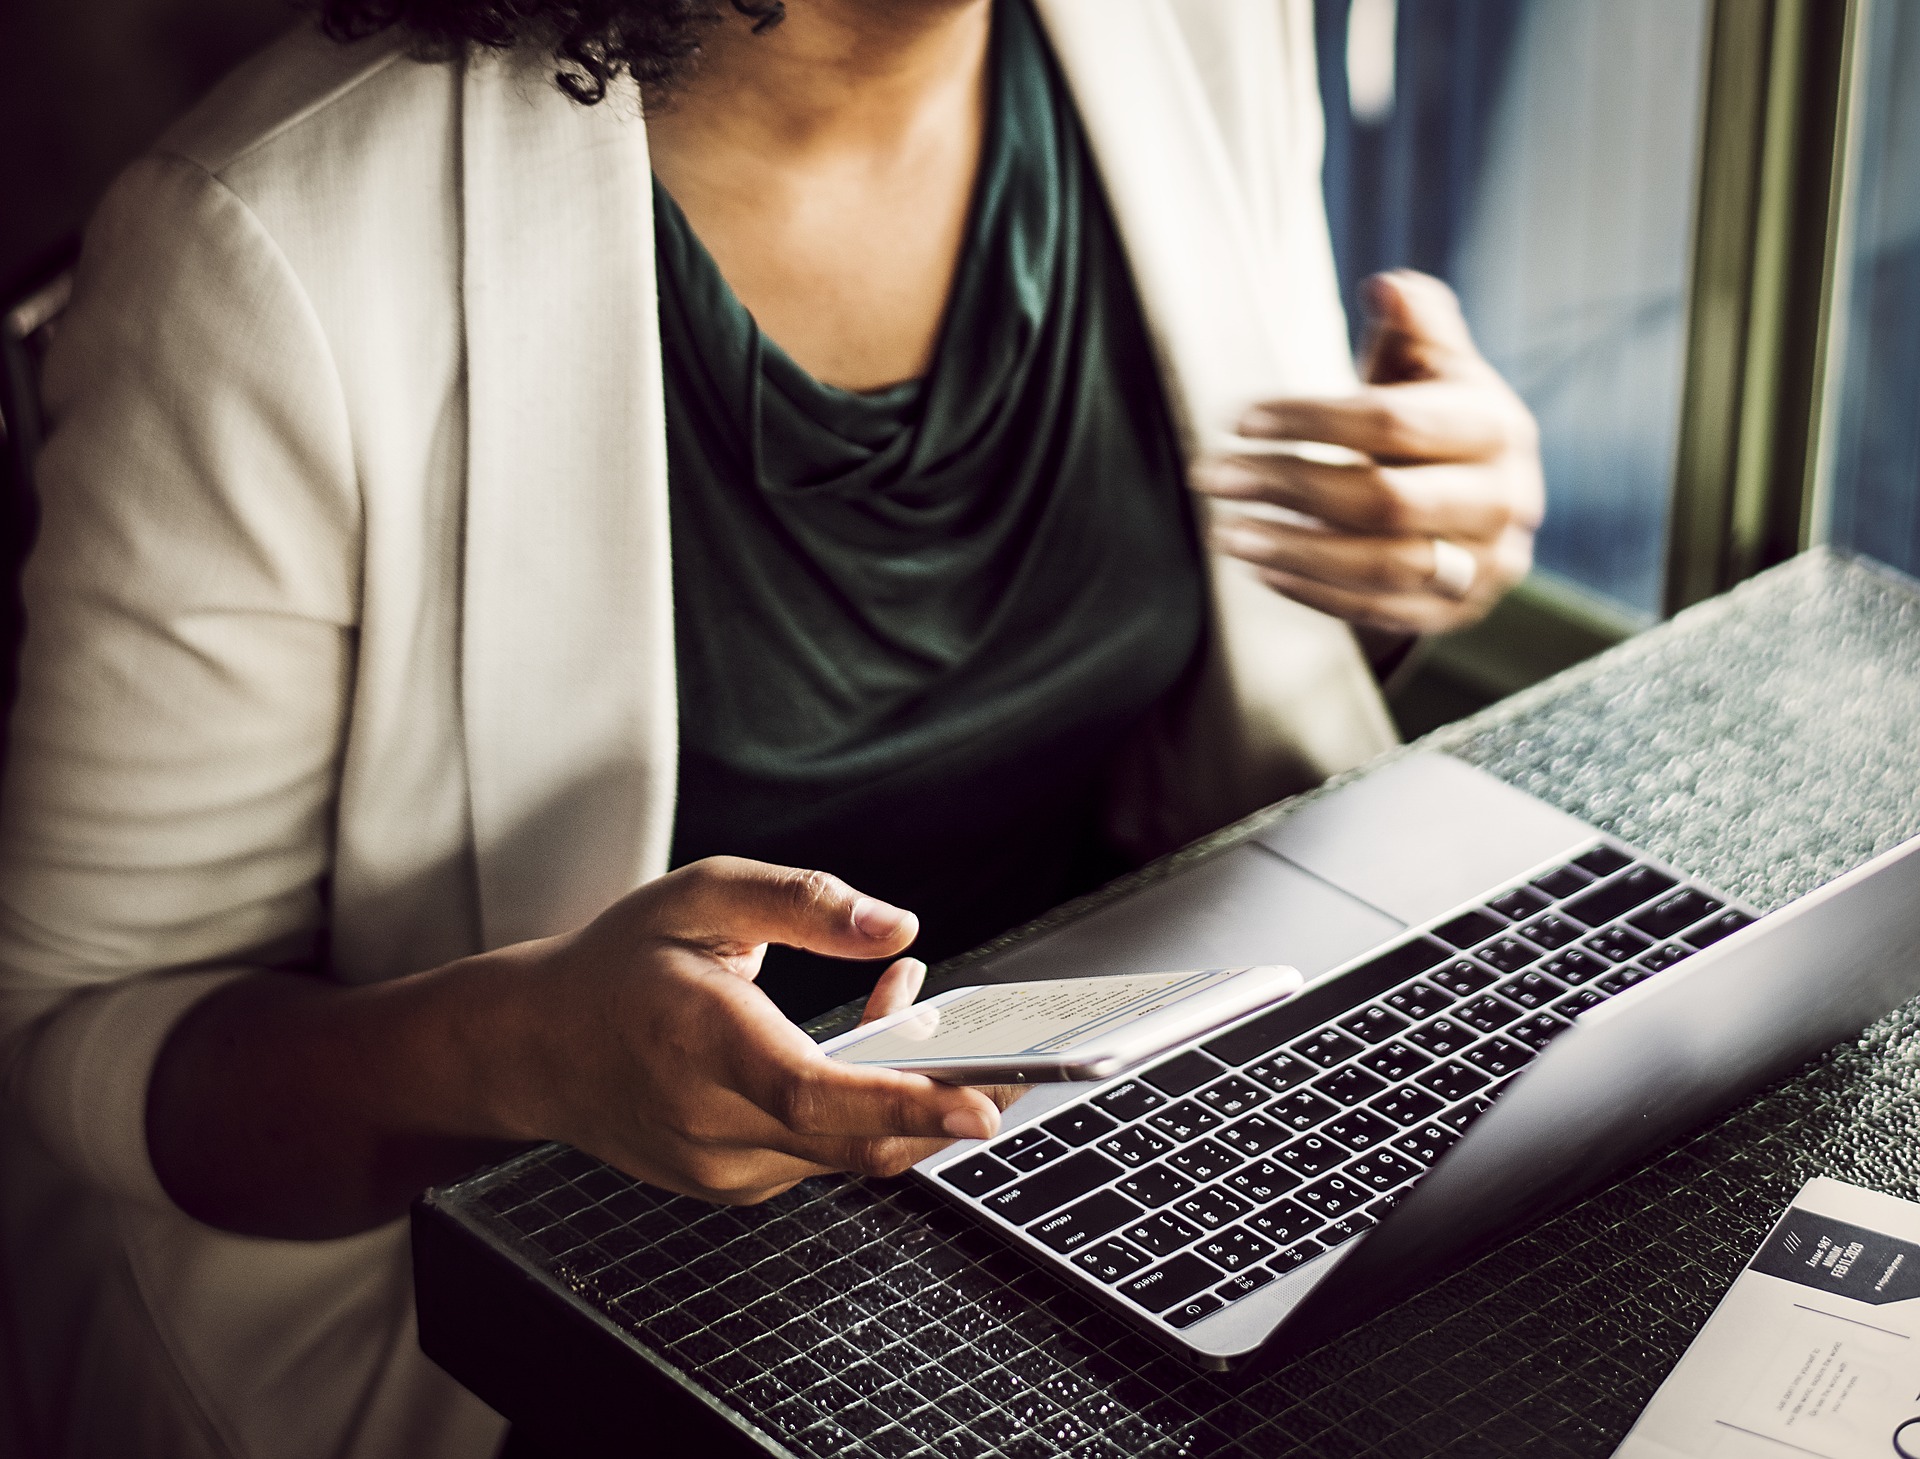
415;549;1920;1457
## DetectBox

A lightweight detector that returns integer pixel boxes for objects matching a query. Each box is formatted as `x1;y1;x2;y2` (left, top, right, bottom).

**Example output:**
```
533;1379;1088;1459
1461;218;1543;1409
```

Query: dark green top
659;0;1205;1021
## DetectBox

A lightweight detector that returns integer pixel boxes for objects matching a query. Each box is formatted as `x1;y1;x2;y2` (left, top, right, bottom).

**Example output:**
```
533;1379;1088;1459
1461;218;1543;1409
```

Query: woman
0;0;1541;1455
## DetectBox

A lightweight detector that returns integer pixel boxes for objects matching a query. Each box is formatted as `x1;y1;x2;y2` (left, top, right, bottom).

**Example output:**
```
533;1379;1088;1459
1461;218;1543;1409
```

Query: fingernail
1212;523;1266;558
1191;459;1263;495
1236;404;1292;437
852;897;912;940
900;959;927;995
942;1108;995;1140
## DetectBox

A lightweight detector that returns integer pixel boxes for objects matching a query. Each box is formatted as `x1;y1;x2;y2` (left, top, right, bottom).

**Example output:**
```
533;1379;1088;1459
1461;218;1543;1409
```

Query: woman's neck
647;0;994;391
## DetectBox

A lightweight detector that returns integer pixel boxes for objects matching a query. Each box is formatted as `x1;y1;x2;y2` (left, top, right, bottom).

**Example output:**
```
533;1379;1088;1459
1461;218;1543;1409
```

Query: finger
1358;269;1484;384
659;856;919;961
1193;454;1529;538
1252;566;1470;637
1212;517;1454;598
1237;379;1526;464
735;1038;1004;1143
860;958;928;1025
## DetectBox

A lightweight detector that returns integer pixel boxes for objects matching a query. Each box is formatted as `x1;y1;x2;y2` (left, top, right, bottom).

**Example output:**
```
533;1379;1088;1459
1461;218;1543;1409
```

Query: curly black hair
318;0;786;104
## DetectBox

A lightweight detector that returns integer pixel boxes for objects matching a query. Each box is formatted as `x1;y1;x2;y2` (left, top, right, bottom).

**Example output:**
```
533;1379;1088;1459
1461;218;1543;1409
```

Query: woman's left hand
1190;269;1543;638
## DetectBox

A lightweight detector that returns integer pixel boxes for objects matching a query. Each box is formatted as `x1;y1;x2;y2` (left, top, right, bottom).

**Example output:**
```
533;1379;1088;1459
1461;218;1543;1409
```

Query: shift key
981;1150;1123;1225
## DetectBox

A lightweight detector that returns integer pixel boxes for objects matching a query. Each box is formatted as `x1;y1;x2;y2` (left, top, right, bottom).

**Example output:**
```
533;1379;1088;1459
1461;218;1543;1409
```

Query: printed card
1614;1176;1920;1459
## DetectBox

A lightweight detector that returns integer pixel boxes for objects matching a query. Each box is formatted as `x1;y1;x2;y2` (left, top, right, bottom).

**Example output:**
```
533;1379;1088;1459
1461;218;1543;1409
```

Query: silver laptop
914;752;1920;1369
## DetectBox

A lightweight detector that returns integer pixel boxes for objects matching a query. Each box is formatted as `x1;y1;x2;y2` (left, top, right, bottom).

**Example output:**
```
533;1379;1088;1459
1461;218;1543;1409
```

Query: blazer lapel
1034;0;1357;456
460;54;677;949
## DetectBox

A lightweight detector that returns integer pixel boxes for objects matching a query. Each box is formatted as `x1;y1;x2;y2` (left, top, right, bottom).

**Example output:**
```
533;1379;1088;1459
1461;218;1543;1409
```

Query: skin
146;1;1541;1240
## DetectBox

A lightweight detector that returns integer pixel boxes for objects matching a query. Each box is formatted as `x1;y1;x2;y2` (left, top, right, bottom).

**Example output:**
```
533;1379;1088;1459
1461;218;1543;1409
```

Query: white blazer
0;6;1393;1456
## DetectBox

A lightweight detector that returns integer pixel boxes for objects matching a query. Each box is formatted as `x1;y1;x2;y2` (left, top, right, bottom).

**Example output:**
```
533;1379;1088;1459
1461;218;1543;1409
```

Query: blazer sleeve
0;152;360;1208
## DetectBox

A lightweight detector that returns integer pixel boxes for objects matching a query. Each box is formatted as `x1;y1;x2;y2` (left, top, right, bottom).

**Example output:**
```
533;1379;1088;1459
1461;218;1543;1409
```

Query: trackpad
943;842;1404;991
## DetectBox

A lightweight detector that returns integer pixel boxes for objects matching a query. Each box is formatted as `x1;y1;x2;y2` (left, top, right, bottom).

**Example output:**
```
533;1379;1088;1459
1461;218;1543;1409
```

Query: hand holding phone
817;966;1304;1085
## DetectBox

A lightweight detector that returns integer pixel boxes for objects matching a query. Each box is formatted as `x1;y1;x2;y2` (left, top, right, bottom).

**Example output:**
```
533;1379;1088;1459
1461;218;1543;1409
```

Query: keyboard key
1630;888;1724;940
1243;1053;1316;1093
1297;1174;1367;1219
1393;1123;1458;1165
1140;1050;1228;1097
1197;1227;1277;1272
1100;1126;1173;1168
1686;909;1755;947
1429;960;1498;998
1092;1080;1164;1121
1434;908;1507;949
1118;1164;1194;1209
1196;1076;1270;1118
1167;1140;1241;1183
1217;1115;1288;1157
1574;845;1633;877
1475;936;1542;974
1640;942;1694;972
1001;1135;1069;1172
1366;1193;1402;1219
1585;925;1653;963
939;1152;1017;1197
1371;1083;1445;1126
1555;987;1605;1016
1075;1237;1150;1284
1538;947;1607;986
1271;1089;1342;1131
1291;1028;1365;1068
1120;1252;1222;1311
1566;865;1677;926
1323;1212;1378;1246
1532;863;1594;899
1272;1238;1327;1270
996;1128;1055;1164
1520;913;1583;950
1041;1106;1119;1147
1122;1211;1203;1257
1216;1266;1278;1303
1418;1061;1491;1102
1463;1037;1531;1080
1405;1017;1474;1057
1456;994;1525;1032
1346;1149;1423;1191
1596;966;1652;997
1359;1040;1431;1082
1325;1109;1396;1151
1444;1095;1497;1133
1509;1011;1573;1050
1030;1189;1142;1254
1495;970;1569;1010
1248;1199;1320;1245
1488;886;1552;921
1313;1065;1388;1107
1277;1134;1345;1178
980;1150;1123;1225
1175;1188;1252;1231
1384;981;1452;1020
1224;1159;1298;1205
1147;1101;1221;1142
1336;1006;1410;1044
1165;1293;1225;1329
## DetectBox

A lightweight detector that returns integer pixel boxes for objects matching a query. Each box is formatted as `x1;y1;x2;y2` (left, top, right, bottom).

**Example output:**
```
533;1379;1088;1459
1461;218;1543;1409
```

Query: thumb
656;856;919;964
1359;269;1483;385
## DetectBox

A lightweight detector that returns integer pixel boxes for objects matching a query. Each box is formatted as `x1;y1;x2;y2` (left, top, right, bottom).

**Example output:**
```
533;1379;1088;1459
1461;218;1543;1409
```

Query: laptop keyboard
931;842;1754;1337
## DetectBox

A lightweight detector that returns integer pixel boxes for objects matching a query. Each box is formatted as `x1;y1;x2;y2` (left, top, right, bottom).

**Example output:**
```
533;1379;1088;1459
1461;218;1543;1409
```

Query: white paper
1614;1176;1920;1459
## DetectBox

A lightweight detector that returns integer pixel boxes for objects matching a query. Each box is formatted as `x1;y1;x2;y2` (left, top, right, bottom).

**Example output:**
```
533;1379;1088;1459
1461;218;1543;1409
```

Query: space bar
1201;935;1451;1065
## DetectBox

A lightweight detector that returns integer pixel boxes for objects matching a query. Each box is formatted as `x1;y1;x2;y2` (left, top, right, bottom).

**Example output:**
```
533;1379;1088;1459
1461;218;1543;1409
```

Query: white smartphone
816;966;1303;1085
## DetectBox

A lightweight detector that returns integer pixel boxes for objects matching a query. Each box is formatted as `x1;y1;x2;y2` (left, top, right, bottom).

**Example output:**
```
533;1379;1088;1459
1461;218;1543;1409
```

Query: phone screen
830;968;1250;1067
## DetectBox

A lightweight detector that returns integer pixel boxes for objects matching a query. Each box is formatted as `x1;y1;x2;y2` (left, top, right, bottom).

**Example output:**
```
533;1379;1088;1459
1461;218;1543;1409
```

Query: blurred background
3;0;1910;736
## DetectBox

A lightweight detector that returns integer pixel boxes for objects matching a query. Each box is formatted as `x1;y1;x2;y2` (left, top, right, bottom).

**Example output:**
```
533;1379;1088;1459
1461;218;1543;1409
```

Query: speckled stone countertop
421;549;1920;1458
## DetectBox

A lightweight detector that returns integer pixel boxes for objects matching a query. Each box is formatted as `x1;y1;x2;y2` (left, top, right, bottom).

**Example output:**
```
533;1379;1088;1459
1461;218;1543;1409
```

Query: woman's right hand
486;856;1009;1205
